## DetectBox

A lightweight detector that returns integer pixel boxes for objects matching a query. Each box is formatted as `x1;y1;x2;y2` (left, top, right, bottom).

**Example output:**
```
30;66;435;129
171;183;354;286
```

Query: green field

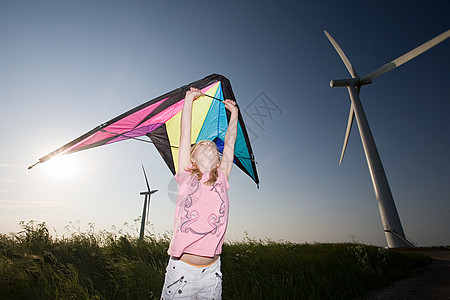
0;221;431;299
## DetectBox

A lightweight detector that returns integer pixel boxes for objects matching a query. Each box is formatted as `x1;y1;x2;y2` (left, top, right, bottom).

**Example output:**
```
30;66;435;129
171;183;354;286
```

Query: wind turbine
139;165;158;240
325;29;450;248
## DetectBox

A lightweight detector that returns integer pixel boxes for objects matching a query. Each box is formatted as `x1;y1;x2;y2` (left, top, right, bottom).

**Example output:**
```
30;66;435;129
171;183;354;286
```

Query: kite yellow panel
166;83;220;172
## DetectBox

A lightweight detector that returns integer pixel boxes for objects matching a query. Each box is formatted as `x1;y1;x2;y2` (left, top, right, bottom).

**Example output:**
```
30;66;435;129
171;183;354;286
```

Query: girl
161;87;238;299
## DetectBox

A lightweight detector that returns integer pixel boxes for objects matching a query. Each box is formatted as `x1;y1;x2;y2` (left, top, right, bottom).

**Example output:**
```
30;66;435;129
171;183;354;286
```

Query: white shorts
160;257;222;300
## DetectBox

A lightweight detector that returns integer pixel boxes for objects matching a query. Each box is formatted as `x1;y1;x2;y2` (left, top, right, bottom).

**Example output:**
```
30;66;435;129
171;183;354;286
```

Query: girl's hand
223;99;238;114
185;87;203;101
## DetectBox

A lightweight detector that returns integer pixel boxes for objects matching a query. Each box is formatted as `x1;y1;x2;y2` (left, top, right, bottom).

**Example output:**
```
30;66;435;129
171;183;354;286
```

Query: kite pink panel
104;97;168;134
62;98;168;153
106;97;187;144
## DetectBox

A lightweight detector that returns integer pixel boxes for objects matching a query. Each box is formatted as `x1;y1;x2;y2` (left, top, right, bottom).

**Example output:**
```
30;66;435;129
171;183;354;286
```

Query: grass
0;221;432;299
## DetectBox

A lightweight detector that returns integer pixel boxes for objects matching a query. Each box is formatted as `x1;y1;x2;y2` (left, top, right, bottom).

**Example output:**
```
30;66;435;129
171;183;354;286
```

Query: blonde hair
187;140;220;185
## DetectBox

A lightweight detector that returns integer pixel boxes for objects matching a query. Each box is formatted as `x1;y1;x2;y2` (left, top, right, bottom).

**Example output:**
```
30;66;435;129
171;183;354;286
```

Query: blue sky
1;0;449;247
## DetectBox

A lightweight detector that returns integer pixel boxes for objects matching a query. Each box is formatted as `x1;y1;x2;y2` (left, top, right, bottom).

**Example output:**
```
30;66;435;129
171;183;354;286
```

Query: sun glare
41;156;81;181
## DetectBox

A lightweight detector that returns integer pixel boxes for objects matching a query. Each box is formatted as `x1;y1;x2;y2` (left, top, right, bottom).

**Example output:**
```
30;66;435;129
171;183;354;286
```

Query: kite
29;74;259;187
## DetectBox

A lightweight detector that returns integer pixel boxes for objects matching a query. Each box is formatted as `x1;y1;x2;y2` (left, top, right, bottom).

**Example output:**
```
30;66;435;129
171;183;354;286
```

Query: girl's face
191;141;220;172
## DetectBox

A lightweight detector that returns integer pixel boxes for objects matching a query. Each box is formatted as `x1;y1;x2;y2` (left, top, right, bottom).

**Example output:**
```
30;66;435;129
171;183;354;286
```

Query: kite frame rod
100;129;255;161
179;85;224;102
202;93;224;102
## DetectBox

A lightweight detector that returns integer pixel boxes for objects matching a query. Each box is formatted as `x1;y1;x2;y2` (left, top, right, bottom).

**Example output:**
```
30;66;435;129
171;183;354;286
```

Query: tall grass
0;221;431;299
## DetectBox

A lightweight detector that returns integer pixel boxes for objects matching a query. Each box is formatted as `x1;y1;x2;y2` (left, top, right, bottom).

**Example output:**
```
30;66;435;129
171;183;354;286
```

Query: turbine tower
325;29;450;248
139;165;158;240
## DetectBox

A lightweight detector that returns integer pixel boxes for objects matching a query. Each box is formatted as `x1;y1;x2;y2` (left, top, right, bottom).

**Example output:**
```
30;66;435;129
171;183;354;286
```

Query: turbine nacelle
329;78;372;88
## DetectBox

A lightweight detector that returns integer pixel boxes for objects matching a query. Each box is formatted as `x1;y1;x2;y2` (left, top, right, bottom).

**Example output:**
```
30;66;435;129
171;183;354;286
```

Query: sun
41;156;81;181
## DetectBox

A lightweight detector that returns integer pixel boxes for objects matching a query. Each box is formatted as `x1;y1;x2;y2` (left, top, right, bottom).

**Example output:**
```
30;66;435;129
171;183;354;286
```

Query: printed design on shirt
179;175;226;236
207;182;227;236
179;175;201;234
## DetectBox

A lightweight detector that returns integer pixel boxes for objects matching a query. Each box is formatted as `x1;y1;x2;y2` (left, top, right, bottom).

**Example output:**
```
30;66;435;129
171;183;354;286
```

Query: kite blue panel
235;122;254;178
197;83;227;142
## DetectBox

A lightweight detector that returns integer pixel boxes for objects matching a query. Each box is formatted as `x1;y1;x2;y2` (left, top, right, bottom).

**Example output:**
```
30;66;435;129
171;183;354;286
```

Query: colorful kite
29;74;259;187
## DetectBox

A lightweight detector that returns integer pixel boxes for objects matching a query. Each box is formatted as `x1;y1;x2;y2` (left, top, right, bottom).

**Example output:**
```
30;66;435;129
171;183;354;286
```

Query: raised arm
178;87;203;173
219;99;239;179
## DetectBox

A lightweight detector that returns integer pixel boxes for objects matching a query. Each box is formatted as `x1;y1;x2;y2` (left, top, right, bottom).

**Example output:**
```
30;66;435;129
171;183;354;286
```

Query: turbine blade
339;103;355;166
142;164;151;193
324;30;359;78
361;29;450;83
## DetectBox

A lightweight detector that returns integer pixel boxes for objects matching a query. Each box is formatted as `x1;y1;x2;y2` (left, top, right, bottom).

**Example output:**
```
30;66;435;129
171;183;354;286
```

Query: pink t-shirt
168;168;230;258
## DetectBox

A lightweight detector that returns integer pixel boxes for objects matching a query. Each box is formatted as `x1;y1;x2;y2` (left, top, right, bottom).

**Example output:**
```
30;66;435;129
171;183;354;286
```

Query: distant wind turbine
139;165;158;240
325;29;450;248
